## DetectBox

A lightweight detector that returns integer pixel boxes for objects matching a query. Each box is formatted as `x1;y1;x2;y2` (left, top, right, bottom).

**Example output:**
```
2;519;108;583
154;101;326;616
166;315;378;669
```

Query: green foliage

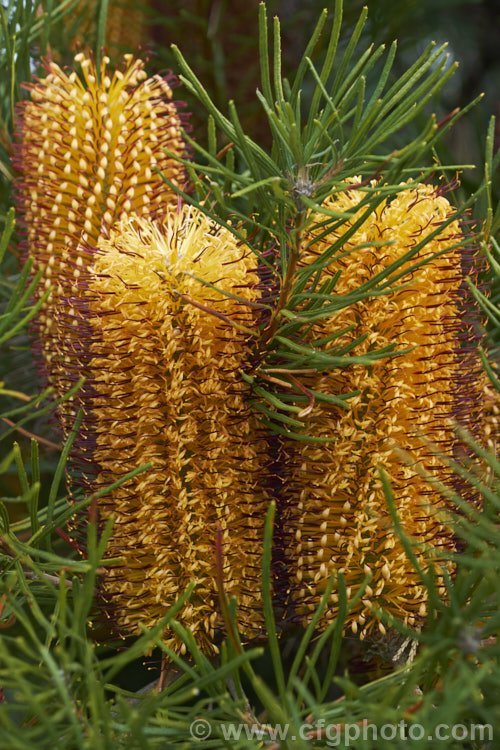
0;0;83;209
165;1;482;440
0;471;499;747
0;0;499;748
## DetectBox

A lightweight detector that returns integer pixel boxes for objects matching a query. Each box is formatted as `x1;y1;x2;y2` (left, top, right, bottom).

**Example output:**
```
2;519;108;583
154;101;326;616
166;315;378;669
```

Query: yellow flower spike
284;179;485;637
14;53;187;421
44;0;150;60
67;206;268;653
88;0;150;56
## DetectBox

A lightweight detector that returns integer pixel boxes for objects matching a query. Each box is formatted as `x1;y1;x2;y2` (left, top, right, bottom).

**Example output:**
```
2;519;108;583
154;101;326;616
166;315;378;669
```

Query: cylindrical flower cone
42;0;150;61
282;180;486;637
81;0;150;56
66;206;269;653
14;52;187;430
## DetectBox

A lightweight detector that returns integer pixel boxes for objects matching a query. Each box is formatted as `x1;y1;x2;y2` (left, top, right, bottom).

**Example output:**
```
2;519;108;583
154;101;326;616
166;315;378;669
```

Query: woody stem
261;209;306;346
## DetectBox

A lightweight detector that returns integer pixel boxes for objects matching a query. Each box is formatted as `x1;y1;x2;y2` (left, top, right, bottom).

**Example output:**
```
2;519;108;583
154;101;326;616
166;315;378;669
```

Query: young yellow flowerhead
15;53;187;412
283;180;485;637
67;206;268;653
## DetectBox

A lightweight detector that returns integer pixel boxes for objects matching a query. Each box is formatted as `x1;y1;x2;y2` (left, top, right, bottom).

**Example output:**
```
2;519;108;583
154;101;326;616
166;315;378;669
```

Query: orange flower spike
70;206;268;653
75;0;150;56
285;180;484;638
15;53;187;394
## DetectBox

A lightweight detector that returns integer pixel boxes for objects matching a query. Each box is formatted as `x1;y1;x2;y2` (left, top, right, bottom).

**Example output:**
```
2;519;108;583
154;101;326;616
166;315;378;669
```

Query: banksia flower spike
74;0;150;56
283;180;485;638
67;206;269;653
14;52;187;424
